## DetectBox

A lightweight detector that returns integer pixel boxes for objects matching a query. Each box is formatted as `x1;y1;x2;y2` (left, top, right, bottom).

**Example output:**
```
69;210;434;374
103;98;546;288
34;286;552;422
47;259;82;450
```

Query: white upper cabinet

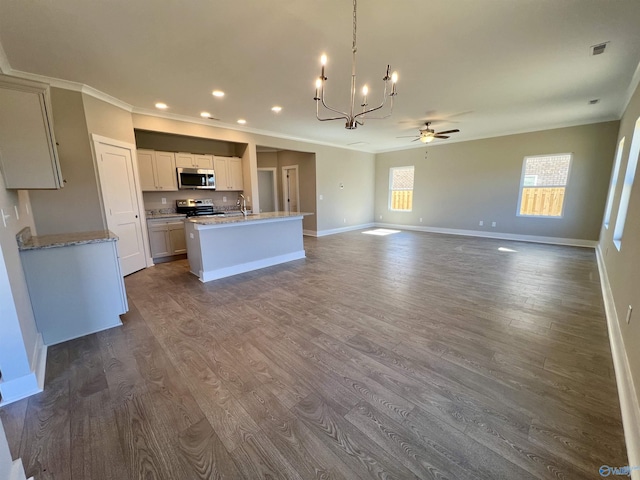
0;75;63;189
137;149;177;191
175;152;195;168
214;156;244;191
175;152;213;169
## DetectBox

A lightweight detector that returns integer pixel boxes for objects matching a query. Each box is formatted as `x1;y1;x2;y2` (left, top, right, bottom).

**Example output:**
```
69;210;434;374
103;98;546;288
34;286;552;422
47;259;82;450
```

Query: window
604;137;625;229
389;166;414;211
613;117;640;250
517;153;572;217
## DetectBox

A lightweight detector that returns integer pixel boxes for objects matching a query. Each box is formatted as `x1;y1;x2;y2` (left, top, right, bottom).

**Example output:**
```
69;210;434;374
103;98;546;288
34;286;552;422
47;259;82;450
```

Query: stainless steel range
176;198;223;217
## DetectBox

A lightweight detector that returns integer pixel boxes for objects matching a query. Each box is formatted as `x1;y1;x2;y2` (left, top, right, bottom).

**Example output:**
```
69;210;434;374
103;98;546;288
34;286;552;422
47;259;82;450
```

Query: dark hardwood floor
0;230;627;479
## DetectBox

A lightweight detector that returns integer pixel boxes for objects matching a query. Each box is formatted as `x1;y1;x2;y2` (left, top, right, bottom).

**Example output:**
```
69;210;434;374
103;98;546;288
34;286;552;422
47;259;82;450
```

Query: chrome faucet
238;193;248;217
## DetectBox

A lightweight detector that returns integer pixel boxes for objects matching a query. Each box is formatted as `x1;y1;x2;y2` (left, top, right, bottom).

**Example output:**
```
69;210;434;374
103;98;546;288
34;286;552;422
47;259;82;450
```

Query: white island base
184;212;308;282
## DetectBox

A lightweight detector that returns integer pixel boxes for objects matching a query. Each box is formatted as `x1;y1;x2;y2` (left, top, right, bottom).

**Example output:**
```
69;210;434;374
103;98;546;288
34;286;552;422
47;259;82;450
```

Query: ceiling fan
398;122;460;143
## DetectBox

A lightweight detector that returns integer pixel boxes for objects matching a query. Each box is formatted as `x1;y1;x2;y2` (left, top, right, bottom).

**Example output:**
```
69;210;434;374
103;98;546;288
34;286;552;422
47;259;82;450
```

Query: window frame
516;153;573;219
604;137;625;230
388;165;415;212
613;117;640;251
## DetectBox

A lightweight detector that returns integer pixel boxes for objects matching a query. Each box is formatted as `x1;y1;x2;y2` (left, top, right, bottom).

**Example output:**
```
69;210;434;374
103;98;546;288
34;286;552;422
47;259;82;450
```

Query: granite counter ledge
17;227;118;251
187;211;312;229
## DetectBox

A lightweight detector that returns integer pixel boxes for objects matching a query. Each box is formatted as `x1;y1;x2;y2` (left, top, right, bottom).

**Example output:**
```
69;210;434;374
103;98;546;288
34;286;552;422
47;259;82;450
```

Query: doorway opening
282;165;300;213
257;168;278;212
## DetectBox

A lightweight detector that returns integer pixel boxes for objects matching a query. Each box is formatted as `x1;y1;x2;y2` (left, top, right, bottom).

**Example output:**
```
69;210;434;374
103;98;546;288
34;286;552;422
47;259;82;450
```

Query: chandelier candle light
314;0;398;129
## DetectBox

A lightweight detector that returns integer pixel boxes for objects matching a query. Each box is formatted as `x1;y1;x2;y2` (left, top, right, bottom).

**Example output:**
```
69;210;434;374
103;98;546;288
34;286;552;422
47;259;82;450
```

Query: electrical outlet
319;194;323;200
379;215;383;220
223;196;227;202
419;217;423;223
161;198;167;204
189;233;194;239
479;220;484;226
627;305;633;324
343;218;347;223
491;221;497;227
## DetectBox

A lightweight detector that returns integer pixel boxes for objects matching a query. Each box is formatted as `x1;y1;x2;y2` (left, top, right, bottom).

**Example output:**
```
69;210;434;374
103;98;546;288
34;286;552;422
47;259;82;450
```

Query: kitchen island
184;212;311;282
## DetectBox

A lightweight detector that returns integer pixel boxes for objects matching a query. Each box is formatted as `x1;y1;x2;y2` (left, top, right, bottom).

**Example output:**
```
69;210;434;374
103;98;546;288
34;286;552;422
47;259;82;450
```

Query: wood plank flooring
0;230;628;479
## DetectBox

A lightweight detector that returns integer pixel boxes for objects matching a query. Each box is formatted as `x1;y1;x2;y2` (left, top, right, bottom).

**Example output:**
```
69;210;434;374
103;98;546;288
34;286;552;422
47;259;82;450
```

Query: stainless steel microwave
177;168;215;190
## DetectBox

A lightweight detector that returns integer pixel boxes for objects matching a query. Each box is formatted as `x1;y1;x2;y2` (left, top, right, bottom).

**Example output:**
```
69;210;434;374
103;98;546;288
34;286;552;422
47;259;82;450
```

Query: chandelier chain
352;0;357;53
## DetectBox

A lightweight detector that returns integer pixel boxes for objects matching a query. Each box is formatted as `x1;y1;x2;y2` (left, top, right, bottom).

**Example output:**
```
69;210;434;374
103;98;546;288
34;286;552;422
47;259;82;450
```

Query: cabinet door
148;223;171;257
194;154;214;169
154;151;177;190
0;76;63;189
229;157;244;191
175;152;195;168
168;222;187;254
214;156;230;191
137;149;157;191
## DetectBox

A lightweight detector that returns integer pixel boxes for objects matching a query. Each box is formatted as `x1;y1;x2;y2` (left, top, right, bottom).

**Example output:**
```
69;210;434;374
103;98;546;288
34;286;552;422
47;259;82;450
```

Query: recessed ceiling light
271;106;282;113
212;90;225;97
155;102;168;109
237;119;247;125
200;111;212;118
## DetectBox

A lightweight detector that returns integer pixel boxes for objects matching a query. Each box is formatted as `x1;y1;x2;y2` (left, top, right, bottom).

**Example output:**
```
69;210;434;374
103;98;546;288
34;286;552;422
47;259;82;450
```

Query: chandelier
314;0;398;129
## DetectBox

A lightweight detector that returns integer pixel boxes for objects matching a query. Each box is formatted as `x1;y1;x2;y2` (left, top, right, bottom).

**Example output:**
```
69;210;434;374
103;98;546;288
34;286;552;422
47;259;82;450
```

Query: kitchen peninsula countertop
17;227;118;251
187;211;311;228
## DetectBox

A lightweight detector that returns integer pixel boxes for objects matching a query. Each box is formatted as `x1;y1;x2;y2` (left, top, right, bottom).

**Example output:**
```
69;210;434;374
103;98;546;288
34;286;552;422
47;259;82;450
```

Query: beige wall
29;88;104;234
599;82;640;394
258;150;317;232
375;121;619;241
135;130;237;156
0;171;40;378
82;94;135;145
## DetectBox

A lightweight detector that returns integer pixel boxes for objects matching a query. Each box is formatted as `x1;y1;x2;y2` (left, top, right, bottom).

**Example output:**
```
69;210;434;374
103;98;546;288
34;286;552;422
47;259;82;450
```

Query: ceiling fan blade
434;135;450;139
435;129;460;135
396;135;419;138
411;138;421;142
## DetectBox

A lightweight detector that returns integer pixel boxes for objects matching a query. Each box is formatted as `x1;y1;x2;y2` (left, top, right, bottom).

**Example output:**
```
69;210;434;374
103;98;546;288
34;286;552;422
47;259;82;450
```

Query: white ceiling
1;0;640;153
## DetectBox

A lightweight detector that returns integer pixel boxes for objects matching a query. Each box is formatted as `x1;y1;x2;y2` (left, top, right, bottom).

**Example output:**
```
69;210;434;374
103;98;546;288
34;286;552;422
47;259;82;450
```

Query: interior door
93;137;147;276
282;165;300;213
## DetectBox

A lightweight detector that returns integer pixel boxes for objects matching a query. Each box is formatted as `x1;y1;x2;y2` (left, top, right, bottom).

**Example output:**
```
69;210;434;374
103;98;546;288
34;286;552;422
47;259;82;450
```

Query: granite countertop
17;227;118;251
187;211;312;226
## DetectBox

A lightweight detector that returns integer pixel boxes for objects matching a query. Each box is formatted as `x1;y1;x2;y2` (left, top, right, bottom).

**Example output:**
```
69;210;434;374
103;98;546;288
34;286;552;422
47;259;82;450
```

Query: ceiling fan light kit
398;122;461;143
313;0;398;129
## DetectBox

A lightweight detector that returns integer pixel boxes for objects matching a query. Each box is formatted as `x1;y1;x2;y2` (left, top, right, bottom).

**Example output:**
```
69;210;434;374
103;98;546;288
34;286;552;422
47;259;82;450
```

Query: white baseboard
0;334;47;407
314;223;376;237
374;222;597;248
596;245;640;479
199;250;306;282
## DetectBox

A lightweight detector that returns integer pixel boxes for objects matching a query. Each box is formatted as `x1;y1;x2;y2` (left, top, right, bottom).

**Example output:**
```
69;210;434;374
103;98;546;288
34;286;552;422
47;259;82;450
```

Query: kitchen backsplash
143;190;247;211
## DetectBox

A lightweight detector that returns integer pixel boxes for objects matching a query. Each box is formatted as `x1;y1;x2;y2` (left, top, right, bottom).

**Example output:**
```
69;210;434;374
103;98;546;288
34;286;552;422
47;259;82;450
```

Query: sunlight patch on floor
362;229;401;236
498;246;518;253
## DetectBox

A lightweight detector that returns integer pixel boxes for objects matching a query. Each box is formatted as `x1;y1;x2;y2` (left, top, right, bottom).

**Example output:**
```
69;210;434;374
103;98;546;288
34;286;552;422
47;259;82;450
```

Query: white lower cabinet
148;219;187;260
